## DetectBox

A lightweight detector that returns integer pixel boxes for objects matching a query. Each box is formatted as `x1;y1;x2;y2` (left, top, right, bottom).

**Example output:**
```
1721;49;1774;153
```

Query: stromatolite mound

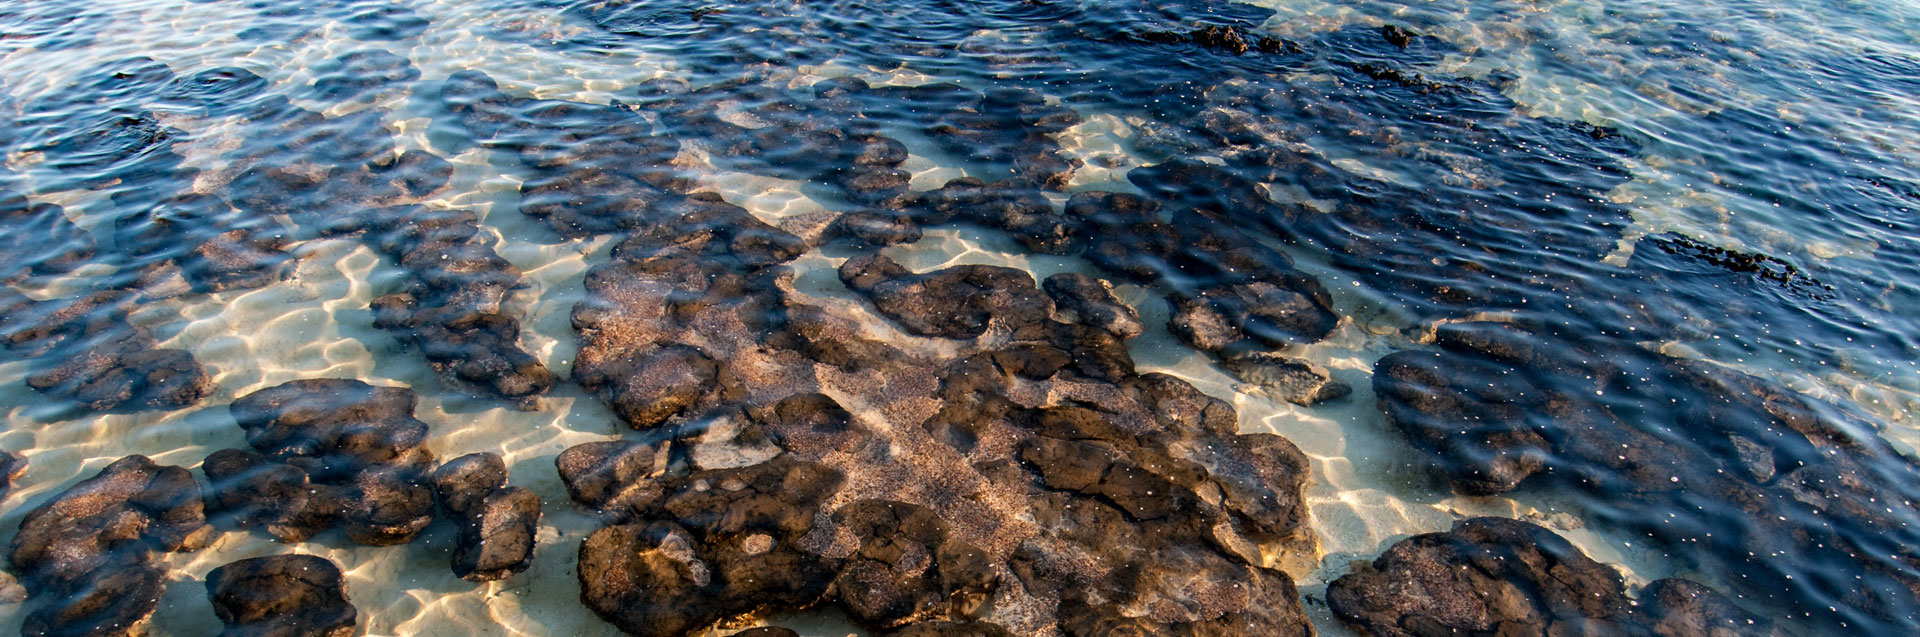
574;456;846;636
831;500;996;628
838;253;1054;341
1373;321;1920;629
904;178;1082;253
924;87;1082;190
359;205;554;407
206;555;357;637
432;453;541;582
1041;273;1142;340
1328;517;1781;637
837;254;1142;383
310;49;418;101
8;455;214;637
439;70;689;239
570;193;802;430
0;190;95;281
203;379;437;546
227;98;451;226
560;365;1315;634
1066;190;1343;398
0;289;214;413
111;191;295;295
0;449;26;503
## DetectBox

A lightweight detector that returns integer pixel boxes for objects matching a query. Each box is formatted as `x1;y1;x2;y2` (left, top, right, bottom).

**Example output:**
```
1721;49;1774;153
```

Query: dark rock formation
8;455;214;636
432;453;541;582
570;192;800;430
160;66;270;116
905;178;1080;253
1328;517;1781;637
831;500;995;628
1219;350;1349;406
1638;578;1784;637
341;3;428;41
206;555;357;637
359;205;554;408
0;289;214;413
1042;273;1142;340
1374;322;1920;629
227;99;447;224
1065;189;1341;388
0;449;26;503
924;87;1081;190
839;253;1054;341
310;49;419;101
828;208;923;249
574;457;845;636
439;70;689;239
204;379;437;546
0;190;94;281
560;363;1315;634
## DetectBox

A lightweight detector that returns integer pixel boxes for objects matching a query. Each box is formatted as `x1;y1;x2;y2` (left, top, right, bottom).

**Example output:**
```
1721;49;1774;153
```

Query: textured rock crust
1328;517;1782;637
0;290;214;413
1374;322;1920;628
555;174;1318;633
204;379;438;546
8;456;214;636
206;555;358;637
356;205;555;408
433;453;542;582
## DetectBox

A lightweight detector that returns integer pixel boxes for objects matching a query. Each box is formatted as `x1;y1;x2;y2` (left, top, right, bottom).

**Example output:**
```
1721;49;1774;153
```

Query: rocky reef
0;289;213;413
1328;517;1781;637
1374;322;1920;629
553;166;1317;633
433;452;541;581
7;456;213;636
203;379;438;546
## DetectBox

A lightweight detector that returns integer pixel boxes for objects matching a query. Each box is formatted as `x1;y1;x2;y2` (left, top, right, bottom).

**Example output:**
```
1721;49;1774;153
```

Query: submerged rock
310;49;419;101
0;290;214;413
206;555;357;637
204;379;437;546
924;87;1081;190
1066;189;1341;380
0;449;26;503
0;191;95;281
570;193;798;430
906;178;1081;253
439;70;690;239
831;500;996;628
839;253;1054;340
432;453;541;582
560;357;1316;635
359;205;554;408
1042;273;1143;340
1220;350;1349;406
8;455;213;637
111;192;294;294
340;3;428;41
1373;322;1920;628
828;208;923;249
575;457;845;636
1328;517;1780;637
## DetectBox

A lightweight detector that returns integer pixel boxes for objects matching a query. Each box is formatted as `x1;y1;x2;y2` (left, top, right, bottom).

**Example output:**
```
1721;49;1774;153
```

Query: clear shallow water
0;0;1916;635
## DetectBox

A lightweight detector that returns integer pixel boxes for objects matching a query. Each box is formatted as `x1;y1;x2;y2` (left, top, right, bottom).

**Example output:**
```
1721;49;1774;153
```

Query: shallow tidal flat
1;0;1919;635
